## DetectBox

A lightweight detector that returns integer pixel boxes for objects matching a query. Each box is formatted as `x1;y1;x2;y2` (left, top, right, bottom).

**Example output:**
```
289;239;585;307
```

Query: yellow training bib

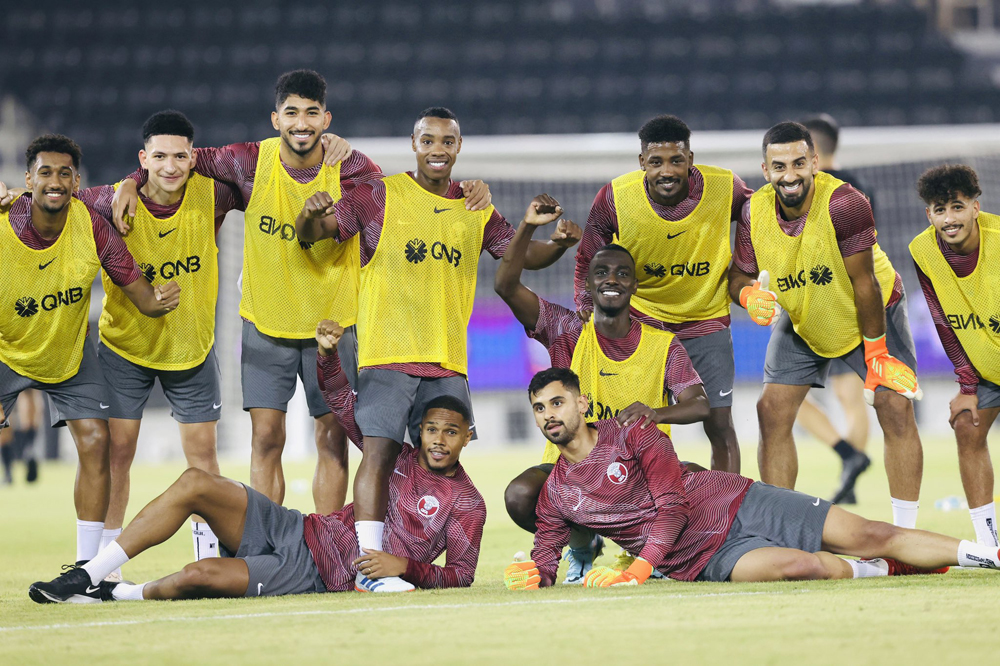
99;173;218;371
613;165;734;323
909;213;1000;384
356;173;493;374
541;320;674;464
0;198;100;383
749;172;896;358
240;137;359;338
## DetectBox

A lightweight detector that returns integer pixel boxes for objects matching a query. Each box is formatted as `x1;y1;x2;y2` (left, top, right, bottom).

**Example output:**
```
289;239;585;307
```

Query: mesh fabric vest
0;198;99;383
99;173;217;370
613;165;733;323
541;320;674;464
240;137;359;338
356;173;492;374
909;213;1000;384
749;171;896;358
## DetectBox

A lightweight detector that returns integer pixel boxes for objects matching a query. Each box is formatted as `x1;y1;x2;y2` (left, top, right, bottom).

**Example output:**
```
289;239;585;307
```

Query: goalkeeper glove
504;560;540;591
739;270;781;326
862;334;923;406
583;557;653;588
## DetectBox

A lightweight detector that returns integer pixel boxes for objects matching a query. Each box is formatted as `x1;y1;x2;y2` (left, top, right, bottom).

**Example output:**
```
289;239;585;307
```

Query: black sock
1;443;13;477
833;439;856;462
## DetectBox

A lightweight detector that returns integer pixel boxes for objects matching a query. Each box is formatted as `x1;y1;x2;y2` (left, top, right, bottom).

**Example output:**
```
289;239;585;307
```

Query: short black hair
415;107;460;134
592;243;635;269
762;121;814;158
275;69;326;108
917;164;982;206
528;367;581;397
142;110;195;144
25;134;82;171
638;115;691;151
801;114;839;155
422;395;472;425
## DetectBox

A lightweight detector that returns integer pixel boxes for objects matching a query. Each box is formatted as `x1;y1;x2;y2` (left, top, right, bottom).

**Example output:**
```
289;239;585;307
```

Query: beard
774;179;811;209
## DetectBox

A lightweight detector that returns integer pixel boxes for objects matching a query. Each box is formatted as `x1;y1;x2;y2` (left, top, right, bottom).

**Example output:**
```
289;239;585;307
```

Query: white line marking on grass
2;588;810;634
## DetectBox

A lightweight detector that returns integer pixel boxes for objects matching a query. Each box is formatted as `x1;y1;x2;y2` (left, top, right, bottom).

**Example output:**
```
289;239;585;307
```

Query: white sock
100;528;122;552
848;558;890;578
192;521;220;560
111;582;147;601
969;502;999;547
355;520;384;556
82;541;130;585
890;498;919;529
76;520;104;562
957;539;1000;569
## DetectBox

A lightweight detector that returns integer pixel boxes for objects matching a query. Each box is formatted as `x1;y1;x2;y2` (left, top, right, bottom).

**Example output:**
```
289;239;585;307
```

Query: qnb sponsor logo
644;263;666;278
808;264;834;286
584;394;622;421
990;315;1000;334
670;261;711;277
404;238;463;267
606;461;629;485
777;270;807;292
140;256;203;282
257;216;315;250
13;287;85;318
946;312;986;331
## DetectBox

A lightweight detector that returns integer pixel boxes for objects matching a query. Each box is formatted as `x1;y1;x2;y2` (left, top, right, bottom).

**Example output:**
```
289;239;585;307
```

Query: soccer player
728;122;924;528
910;165;1000;547
496;230;709;580
0;134;179;565
574;115;752;474
295;106;579;592
72;110;242;566
0;389;40;484
795;114;873;504
503;368;1000;590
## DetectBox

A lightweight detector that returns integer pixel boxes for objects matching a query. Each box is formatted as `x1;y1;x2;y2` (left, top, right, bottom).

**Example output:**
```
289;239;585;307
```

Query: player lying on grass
504;367;1000;589
29;342;485;602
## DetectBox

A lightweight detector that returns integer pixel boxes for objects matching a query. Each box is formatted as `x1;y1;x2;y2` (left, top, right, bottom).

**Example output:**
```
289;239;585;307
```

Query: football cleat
563;534;605;584
29;564;117;604
830;451;870;505
883;558;949;576
354;572;415;593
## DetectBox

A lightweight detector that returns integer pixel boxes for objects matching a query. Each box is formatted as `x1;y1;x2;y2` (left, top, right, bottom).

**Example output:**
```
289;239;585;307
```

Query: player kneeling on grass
504;368;1000;590
29;384;485;603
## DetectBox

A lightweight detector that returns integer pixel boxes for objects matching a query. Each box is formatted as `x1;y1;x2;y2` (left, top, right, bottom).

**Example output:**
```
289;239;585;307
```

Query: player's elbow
689;394;711;422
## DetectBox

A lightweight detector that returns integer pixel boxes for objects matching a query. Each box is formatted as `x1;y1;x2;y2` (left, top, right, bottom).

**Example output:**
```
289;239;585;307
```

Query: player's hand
302;192;337;220
862;334;922;406
550;219;582;249
576;308;593;324
949;392;980;428
584;558;652;587
321;133;353;167
739;270;781;326
617;402;659;429
154;280;181;313
504;558;540;591
112;179;139;236
460;179;492;211
0;181;12;211
523;194;563;227
315;319;344;356
353;548;408;579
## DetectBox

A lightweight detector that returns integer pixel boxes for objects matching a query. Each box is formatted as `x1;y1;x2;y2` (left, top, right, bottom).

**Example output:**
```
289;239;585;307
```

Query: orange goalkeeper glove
583;557;653;588
862;334;923;406
739;270;781;326
504;560;540;591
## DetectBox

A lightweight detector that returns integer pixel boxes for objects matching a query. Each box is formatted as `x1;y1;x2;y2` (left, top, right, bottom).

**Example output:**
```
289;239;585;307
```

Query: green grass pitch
2;435;999;665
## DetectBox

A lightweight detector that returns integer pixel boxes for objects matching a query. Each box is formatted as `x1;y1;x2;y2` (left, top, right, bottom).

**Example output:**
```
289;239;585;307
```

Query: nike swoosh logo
39;258;56;269
666;231;687;239
158;228;177;238
257;583;263;596
812;497;821;506
719;389;734;397
433;207;448;214
212;403;222;410
393;469;407;476
99;403;110;409
599;370;618;377
85;584;101;594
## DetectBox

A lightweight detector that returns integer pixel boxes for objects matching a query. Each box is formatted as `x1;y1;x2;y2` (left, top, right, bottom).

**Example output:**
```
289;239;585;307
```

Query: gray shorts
98;342;222;423
828;357;854;377
978;378;1000;410
337;325;359;392
763;290;917;389
220;485;326;597
1;337;109;428
678;327;736;409
697;482;832;582
355;368;476;445
241;321;330;417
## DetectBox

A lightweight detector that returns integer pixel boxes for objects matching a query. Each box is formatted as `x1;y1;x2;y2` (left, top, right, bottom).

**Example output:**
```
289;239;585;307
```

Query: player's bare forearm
296;192;339;242
727;263;758;304
653;385;710;425
523;239;567;269
119;277;180;318
844;250;886;339
494;221;542;329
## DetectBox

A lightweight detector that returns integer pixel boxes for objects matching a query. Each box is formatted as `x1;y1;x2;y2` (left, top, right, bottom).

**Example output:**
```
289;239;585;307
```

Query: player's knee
780;554;830;581
953;415;988;452
176;560;222;594
315;427;348;461
874;393;912;433
75;425;110;466
175;467;215;499
251;421;285;454
362;439;401;468
704;408;734;436
504;478;540;532
860;519;899;551
756;393;793;429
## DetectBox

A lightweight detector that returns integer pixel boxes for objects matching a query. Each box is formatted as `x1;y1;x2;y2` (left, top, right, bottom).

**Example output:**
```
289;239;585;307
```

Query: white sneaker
354;572;415;593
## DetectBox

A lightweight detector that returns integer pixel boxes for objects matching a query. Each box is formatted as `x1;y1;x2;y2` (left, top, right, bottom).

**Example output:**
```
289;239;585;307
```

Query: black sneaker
830;451;871;505
26;458;38;483
29;564;115;604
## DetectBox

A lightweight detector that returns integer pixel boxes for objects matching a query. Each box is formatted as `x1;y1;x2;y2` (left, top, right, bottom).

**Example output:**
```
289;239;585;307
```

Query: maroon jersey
316;352;363;447
7;195;140;286
574;169;753;339
302;447;486;591
914;236;981;394
528;297;703;399
733;183;903;306
333;173;516;378
532;420;752;584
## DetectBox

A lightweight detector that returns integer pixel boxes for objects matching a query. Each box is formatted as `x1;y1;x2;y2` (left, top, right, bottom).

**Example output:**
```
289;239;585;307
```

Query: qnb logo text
139;256;203;282
13;287;85;318
946;312;988;331
584;394;622;421
258;216;315;250
404;238;463;267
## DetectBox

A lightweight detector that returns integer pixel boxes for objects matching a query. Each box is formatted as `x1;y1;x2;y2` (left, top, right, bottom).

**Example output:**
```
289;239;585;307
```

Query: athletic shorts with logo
696;482;832;582
678;327;736;408
220;485;326;597
241;320;331;417
355;368;476;445
763;290;917;389
98;341;222;423
1;336;109;428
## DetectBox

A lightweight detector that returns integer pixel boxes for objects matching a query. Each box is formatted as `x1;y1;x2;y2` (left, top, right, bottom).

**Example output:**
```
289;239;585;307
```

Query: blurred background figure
1;389;41;485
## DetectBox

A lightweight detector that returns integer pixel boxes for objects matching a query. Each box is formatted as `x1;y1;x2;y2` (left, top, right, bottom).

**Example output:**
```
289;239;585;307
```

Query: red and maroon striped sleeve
830;185;877;257
629;425;689;566
665;338;703;398
914;261;979;394
731;173;754;221
75;184;115;221
403;493;485;589
212;180;242;232
732;199;758;274
574;184;619;312
89;207;140;286
339;150;383;196
316;352;364;446
527;297;582;350
482;208;515;259
191;143;259;202
531;477;573;587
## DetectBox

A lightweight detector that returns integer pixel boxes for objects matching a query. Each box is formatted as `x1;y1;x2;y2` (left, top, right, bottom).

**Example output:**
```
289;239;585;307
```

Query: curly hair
916;164;982;205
